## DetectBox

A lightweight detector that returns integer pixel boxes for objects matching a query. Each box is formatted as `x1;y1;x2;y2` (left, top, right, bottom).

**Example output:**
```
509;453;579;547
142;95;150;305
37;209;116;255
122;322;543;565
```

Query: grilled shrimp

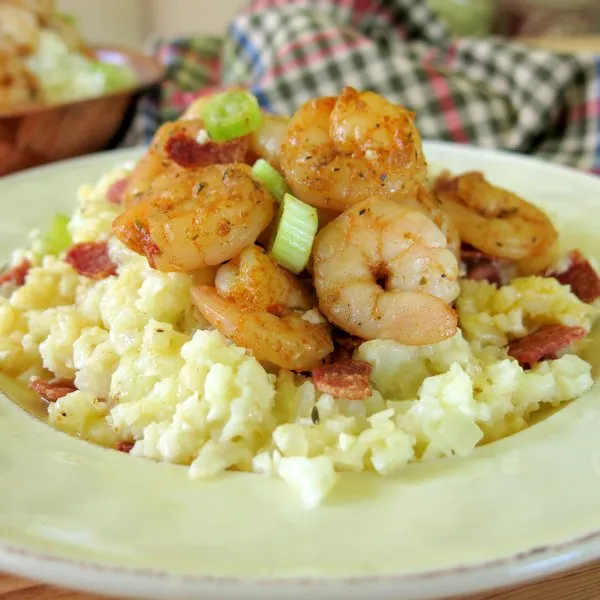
312;197;460;345
192;247;333;371
215;245;313;310
0;52;39;107
434;171;558;273
113;164;275;272
121;119;248;208
280;87;427;212
0;3;39;55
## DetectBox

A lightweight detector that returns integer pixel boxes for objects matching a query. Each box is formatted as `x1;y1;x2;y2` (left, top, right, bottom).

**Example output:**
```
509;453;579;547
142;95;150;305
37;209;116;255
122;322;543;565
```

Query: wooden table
2;559;600;599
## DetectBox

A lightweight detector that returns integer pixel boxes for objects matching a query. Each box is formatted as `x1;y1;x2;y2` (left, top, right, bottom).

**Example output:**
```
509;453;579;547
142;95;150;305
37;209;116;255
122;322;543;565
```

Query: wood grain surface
2;559;600;600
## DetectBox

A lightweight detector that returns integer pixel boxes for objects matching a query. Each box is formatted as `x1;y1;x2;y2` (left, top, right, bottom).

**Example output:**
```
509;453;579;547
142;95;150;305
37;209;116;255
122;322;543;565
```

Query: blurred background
58;0;600;47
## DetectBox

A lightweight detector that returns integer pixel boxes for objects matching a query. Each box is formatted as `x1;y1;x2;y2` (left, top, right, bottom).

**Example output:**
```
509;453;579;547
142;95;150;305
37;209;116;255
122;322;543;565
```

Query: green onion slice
269;193;318;274
201;90;262;142
252;159;289;202
44;214;72;256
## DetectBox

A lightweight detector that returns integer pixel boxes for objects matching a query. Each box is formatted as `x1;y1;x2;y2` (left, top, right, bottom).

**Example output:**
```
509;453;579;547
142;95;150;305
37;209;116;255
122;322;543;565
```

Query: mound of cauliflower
0;165;596;508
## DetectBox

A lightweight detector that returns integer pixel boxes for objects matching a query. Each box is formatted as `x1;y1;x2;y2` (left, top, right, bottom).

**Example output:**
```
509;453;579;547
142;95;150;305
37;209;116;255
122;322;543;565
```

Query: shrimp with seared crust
192;246;333;371
434;171;558;273
113;164;274;272
121;119;249;208
280;87;427;212
312;197;460;345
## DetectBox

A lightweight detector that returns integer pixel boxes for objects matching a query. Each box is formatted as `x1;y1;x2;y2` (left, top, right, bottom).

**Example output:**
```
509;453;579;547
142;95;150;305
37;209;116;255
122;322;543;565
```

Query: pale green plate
1;143;600;600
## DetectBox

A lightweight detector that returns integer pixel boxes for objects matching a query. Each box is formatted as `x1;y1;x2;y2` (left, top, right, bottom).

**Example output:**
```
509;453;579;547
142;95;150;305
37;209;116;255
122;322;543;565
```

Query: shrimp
0;52;39;107
121;119;249;208
192;247;333;371
312;197;460;345
434;171;558;273
215;245;313;311
280;87;427;212
413;187;461;259
0;3;39;55
247;113;289;171
112;163;275;272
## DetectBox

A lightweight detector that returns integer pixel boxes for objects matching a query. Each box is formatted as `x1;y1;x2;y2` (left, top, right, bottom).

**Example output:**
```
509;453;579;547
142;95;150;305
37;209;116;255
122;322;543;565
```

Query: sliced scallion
252;159;289;202
269;193;318;274
43;214;72;255
201;90;262;141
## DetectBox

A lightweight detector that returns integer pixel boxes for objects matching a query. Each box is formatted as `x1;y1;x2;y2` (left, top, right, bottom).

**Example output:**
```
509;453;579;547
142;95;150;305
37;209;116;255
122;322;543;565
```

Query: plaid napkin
128;0;600;175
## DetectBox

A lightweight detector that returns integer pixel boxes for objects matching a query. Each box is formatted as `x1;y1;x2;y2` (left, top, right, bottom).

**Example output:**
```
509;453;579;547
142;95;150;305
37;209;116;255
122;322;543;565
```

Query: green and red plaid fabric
129;0;600;175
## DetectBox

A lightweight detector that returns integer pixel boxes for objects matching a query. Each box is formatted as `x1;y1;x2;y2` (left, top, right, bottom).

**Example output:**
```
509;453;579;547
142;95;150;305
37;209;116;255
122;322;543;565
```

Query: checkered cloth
129;0;600;175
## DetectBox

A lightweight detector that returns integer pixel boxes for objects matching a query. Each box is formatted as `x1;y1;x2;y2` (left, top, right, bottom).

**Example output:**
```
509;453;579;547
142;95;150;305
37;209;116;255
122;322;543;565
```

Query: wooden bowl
0;46;165;176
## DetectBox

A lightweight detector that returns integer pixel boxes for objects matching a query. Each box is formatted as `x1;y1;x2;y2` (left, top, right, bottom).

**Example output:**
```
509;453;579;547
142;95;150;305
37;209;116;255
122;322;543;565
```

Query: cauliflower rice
0;164;597;507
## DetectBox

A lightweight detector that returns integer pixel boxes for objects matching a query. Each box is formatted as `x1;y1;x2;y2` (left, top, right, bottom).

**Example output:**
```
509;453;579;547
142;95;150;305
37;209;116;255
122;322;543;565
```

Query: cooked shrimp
280;87;427;212
0;52;40;107
0;3;39;55
113;163;275;272
312;197;460;345
8;0;54;23
413;187;461;258
434;171;558;273
121;119;248;208
215;245;313;310
192;248;332;370
247;113;289;171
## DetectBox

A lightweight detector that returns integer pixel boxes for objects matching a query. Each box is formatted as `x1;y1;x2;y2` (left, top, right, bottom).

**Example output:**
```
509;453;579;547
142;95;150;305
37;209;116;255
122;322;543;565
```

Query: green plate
1;143;600;600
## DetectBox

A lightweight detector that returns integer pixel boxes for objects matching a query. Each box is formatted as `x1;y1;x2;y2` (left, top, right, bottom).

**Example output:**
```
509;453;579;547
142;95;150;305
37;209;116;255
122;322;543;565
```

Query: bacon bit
551;250;600;304
460;243;505;286
164;132;248;169
106;178;128;205
65;242;117;280
116;440;135;453
312;360;373;400
29;377;77;402
466;262;502;285
507;325;586;367
0;259;31;286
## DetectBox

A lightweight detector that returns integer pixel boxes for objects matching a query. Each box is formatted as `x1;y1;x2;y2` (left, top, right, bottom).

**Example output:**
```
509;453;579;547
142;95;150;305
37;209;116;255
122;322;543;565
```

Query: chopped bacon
507;325;586;367
65;242;117;280
465;261;502;285
164;132;248;169
460;244;502;285
116;440;135;453
312;360;373;400
0;259;30;286
29;377;77;402
551;250;600;304
106;178;128;205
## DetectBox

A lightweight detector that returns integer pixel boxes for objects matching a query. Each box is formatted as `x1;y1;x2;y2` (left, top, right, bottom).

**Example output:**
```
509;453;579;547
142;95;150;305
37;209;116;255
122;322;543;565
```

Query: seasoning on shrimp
280;87;427;212
191;246;333;371
312;196;460;345
113;164;275;272
434;171;558;274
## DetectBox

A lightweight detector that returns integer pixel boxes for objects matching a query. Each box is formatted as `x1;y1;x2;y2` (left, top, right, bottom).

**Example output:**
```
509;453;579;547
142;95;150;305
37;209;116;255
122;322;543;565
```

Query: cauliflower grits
0;87;598;508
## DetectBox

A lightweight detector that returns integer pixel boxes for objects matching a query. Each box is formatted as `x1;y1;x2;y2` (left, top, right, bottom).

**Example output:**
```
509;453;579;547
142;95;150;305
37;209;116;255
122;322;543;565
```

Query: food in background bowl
0;1;136;110
1;88;598;508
